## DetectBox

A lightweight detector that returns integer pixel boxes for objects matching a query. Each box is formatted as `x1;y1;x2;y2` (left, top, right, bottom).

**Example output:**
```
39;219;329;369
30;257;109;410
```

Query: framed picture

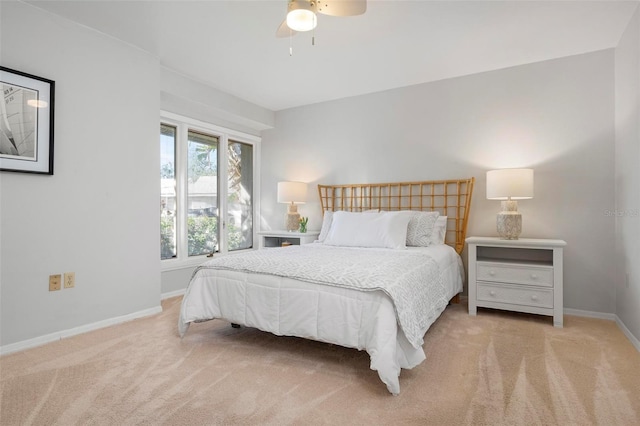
0;66;55;175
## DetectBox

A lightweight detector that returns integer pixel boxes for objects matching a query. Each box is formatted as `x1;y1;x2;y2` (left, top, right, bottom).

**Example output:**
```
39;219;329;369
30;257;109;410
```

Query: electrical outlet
64;272;75;289
49;274;61;291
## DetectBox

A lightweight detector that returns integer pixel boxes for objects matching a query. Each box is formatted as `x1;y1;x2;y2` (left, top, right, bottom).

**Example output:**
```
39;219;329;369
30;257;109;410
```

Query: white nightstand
466;236;567;327
258;230;320;248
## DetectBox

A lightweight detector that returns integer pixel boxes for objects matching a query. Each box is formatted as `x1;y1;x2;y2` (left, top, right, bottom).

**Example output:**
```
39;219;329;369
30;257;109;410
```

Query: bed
178;178;475;395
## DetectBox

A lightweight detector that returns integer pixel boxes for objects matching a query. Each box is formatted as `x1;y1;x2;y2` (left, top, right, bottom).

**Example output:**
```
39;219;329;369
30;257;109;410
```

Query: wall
615;8;640;346
160;67;275;138
161;267;196;297
261;50;617;315
0;2;161;349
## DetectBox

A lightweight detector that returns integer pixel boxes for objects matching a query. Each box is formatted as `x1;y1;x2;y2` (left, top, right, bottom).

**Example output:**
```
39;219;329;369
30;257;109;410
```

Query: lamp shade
486;169;534;200
277;181;307;204
286;1;317;32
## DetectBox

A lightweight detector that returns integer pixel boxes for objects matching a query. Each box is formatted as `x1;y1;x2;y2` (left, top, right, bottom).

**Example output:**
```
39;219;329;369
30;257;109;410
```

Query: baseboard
161;288;185;300
0;305;163;356
563;308;617;321
615;315;640;352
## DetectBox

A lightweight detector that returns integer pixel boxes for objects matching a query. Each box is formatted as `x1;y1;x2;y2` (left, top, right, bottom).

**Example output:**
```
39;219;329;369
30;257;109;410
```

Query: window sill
160;248;256;272
160;256;208;272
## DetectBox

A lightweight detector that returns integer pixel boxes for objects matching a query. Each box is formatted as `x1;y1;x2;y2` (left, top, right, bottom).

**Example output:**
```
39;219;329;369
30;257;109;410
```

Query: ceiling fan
276;0;367;38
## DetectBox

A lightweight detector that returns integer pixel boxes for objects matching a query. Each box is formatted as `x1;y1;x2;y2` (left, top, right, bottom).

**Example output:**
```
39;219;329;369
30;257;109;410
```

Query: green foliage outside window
186;216;242;256
187;216;217;256
161;216;176;259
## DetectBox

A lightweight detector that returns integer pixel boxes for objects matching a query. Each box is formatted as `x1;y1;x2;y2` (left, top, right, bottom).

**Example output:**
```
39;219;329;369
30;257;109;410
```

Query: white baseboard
161;288;185;300
615;315;640;352
563;308;617;321
0;305;163;356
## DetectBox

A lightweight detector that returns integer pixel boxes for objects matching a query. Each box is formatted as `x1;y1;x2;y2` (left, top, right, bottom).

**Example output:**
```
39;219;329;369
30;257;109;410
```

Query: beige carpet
1;297;639;425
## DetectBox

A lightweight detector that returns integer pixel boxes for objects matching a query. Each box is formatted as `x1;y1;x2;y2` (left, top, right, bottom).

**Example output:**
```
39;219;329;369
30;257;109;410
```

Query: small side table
258;230;320;248
466;236;567;327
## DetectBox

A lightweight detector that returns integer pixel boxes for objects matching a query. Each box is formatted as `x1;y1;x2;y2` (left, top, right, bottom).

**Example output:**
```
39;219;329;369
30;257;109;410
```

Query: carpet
1;297;639;425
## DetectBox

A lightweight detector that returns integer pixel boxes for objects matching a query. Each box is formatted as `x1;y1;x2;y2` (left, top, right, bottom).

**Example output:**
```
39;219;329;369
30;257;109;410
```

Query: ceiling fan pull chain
290;30;293;56
312;13;316;46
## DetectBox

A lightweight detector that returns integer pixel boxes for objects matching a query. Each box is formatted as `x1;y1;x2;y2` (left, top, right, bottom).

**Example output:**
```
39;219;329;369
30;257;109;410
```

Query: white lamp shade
486;169;534;200
277;181;307;204
287;1;317;32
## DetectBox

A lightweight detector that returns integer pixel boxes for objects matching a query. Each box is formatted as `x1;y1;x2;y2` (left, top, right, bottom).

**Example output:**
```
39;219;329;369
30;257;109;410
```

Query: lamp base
285;204;300;232
496;200;522;240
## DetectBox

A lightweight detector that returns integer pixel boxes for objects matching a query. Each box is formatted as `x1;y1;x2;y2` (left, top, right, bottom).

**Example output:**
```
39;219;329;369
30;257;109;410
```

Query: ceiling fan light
287;6;317;32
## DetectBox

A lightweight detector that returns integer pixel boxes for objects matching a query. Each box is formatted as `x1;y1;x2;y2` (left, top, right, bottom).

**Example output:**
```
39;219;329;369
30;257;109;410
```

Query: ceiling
26;0;638;111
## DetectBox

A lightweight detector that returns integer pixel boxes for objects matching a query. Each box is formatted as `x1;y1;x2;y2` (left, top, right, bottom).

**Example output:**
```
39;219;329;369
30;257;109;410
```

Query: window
160;112;260;266
187;130;219;257
160;124;177;259
227;140;254;251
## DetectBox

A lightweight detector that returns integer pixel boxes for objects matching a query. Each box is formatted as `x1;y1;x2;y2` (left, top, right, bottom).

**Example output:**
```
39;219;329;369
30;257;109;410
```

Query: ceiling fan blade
316;0;366;17
276;18;297;38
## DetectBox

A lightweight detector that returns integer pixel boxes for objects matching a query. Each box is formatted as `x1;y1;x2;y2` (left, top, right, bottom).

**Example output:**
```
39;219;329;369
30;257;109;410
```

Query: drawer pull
489;290;496;296
489;270;496;276
531;295;538;301
531;274;538;280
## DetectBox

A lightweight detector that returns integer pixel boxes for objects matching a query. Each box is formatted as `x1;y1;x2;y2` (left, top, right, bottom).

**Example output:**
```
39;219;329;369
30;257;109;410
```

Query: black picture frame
0;66;55;175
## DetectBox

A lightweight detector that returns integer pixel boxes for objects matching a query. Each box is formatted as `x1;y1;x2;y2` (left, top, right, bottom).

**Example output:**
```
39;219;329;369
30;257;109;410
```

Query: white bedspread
179;243;463;395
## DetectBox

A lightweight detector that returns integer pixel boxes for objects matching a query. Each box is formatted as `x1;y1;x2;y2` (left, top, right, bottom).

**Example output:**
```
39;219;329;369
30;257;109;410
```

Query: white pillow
324;211;412;249
318;209;379;243
317;211;334;243
406;211;440;247
429;216;448;245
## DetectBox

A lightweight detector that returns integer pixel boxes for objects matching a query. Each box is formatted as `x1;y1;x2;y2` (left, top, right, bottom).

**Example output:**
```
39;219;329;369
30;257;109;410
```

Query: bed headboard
317;178;475;254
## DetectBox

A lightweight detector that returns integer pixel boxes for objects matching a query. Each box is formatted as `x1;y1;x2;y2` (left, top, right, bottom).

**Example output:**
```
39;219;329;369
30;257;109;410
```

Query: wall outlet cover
49;274;62;291
64;272;75;289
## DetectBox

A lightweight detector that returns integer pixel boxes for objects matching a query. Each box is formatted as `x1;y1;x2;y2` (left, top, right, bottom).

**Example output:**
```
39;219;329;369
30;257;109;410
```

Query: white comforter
179;243;464;395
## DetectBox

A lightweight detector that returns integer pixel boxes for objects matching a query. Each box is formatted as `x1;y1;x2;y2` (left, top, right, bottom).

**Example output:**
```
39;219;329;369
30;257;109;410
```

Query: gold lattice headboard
317;178;475;254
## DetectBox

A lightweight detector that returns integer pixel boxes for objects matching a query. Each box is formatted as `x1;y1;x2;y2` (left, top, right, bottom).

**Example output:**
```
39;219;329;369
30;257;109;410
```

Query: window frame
160;111;261;271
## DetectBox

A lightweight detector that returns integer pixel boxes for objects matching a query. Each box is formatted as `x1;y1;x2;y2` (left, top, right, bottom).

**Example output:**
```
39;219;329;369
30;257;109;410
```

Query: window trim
160;111;261;271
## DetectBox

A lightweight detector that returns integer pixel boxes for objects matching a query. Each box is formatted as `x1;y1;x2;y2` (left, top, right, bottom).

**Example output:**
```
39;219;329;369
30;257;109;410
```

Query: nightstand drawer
477;282;553;308
477;262;553;287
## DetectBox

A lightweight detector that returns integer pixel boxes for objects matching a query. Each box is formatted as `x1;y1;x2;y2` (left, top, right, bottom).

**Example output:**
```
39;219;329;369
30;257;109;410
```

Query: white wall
160;67;275;138
615;9;640;344
0;2;161;348
261;50;617;315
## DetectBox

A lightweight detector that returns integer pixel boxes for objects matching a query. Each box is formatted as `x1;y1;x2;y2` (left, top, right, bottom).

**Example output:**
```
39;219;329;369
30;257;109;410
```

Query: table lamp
277;181;307;232
486;169;534;240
